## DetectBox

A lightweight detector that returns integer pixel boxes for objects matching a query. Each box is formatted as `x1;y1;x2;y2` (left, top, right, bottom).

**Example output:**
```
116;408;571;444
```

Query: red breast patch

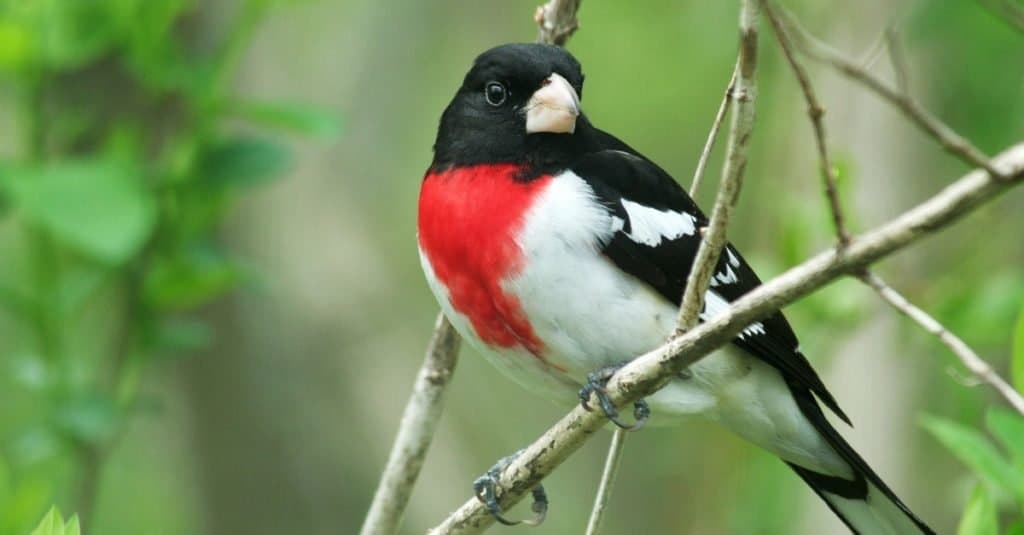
418;164;554;363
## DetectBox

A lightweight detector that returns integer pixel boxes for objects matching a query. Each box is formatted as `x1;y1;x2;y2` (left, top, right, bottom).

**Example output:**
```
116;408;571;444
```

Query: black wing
570;148;850;424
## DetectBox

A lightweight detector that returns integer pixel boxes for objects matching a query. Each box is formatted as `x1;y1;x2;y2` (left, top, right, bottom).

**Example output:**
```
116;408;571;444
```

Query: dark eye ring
484;81;507;106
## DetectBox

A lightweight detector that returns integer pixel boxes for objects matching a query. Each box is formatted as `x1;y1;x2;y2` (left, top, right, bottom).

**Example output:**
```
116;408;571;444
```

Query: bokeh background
0;0;1022;533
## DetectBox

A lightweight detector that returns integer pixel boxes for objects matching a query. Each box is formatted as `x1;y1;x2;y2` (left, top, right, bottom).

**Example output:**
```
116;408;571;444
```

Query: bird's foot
473;449;548;527
578;364;651;431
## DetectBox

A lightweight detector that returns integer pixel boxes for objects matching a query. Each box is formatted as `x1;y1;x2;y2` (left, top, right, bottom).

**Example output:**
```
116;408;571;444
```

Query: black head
431;43;589;172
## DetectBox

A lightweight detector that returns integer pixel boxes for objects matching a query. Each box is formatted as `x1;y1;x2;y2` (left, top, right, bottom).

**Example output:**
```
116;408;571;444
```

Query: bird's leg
578;363;651;431
473;449;548;527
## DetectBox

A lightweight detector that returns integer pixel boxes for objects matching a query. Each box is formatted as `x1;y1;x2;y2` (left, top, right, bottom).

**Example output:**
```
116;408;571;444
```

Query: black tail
787;383;935;534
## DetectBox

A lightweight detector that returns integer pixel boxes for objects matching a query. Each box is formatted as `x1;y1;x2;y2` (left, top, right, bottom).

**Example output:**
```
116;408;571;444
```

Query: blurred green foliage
923;406;1024;532
0;0;337;532
29;507;79;535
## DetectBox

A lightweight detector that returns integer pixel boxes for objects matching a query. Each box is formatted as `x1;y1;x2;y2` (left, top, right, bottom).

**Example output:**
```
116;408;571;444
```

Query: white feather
619;199;697;246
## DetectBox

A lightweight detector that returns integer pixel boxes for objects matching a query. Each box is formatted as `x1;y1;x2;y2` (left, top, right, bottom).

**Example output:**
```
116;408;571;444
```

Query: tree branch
689;65;737;197
859;272;1024;415
763;1;850;245
765;3;1024;417
430;143;1024;534
360;314;461;535
535;0;583;46
676;0;762;332
771;4;1008;180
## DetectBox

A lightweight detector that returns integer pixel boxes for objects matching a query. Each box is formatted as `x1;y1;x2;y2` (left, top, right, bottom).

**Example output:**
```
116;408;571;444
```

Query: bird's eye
484;81;508;106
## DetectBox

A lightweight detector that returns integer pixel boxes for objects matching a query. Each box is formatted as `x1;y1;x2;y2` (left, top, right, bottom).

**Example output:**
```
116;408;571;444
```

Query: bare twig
584;429;628;535
676;0;762;332
430;143;1024;534
859;272;1024;415
773;4;1008;180
360;314;461;535
689;66;738;197
763;1;850;245
885;27;911;94
535;0;583;46
858;31;888;70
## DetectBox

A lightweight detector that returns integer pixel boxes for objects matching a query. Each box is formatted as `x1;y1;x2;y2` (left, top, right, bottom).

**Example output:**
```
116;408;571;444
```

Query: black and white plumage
417;43;933;533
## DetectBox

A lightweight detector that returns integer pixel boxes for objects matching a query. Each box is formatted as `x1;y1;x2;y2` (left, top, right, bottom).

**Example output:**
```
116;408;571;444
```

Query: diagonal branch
360;314;461;535
764;3;1023;416
772;3;1008;180
859;272;1024;415
676;0;762;332
430;142;1024;534
763;0;850;246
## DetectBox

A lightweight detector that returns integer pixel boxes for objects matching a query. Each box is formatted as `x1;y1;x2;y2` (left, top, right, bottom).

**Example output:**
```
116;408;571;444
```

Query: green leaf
1007;521;1024;535
1;160;156;264
958;484;999;535
1013;302;1024;392
143;246;243;310
64;515;80;535
987;408;1024;469
228;100;342;139
921;415;1024;500
27;505;80;535
198;137;292;189
29;506;63;535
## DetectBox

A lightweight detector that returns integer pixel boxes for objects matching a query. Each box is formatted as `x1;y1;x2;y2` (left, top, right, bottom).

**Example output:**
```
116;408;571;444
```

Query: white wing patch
726;247;741;268
701;289;765;339
613;199;697;247
711;264;739;287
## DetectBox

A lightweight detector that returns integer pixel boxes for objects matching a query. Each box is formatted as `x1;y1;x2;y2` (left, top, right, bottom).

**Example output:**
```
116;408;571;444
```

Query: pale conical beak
525;72;580;134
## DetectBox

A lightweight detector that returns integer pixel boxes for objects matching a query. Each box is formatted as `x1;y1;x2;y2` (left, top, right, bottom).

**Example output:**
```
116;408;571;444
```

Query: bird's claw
578;365;651;431
473;450;548;527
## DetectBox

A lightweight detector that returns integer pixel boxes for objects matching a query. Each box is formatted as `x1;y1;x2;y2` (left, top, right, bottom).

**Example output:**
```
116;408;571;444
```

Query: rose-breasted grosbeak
417;43;933;533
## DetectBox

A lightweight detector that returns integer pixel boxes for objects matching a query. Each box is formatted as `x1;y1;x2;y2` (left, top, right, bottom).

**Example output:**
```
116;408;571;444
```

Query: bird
417;42;934;534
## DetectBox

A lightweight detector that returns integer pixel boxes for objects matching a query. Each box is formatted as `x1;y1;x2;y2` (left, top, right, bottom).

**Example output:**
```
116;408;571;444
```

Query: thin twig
773;4;1008;180
676;0;762;332
584;429;628;535
885;27;911;94
859;272;1024;415
858;31;888;70
689;66;738;197
763;1;850;245
430;143;1024;533
360;314;461;535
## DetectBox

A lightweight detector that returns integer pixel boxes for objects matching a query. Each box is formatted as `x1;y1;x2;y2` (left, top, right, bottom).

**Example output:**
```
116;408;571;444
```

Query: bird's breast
417;164;556;364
